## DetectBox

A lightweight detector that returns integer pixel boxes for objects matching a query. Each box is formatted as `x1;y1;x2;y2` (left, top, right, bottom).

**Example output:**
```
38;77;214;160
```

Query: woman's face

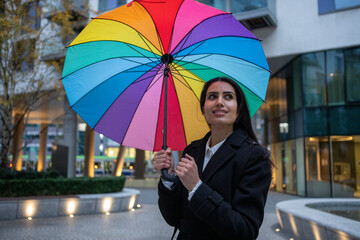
202;81;239;128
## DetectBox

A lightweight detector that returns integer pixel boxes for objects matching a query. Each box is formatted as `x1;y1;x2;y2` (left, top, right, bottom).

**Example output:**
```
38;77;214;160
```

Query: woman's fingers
152;149;174;174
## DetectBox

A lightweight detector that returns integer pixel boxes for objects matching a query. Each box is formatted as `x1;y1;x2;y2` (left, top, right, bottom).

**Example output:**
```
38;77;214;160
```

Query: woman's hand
152;148;174;175
175;154;200;191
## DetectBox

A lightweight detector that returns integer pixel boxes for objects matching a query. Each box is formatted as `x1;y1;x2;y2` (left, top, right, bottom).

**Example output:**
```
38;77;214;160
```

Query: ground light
128;196;136;210
26;204;35;220
67;201;76;217
103;198;113;215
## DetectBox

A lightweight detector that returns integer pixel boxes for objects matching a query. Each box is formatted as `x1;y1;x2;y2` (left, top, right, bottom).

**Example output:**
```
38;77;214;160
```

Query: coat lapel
201;129;248;183
187;132;210;178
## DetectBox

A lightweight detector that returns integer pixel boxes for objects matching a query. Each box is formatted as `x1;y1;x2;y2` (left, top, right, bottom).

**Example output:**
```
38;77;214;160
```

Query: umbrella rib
145;67;165;92
168;69;192;146
171;21;197;60
170;13;232;55
177;52;271;73
91;67;161;132
169;71;193;92
136;31;162;62
117;70;163;147
173;41;207;66
181;60;266;101
120;55;160;69
175;54;212;68
170;70;204;83
69;64;160;109
167;0;186;54
124;40;160;64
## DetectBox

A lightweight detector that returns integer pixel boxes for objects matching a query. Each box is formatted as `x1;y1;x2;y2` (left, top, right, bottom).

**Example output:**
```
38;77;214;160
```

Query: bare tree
0;0;82;168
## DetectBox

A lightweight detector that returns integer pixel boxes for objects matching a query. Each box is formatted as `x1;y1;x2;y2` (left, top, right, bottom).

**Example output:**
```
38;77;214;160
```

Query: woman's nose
216;96;224;106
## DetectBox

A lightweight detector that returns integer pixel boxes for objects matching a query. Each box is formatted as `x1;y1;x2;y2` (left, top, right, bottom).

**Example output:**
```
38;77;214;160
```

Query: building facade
246;0;360;198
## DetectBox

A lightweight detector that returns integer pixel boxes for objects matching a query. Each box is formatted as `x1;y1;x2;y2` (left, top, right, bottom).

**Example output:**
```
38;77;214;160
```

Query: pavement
0;189;301;240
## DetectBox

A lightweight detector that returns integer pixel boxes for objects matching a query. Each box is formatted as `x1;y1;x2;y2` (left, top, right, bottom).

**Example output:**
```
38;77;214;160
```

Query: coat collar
191;128;249;183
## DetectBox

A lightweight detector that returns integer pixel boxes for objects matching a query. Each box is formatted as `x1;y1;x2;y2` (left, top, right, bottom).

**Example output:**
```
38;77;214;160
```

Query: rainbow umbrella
62;0;270;180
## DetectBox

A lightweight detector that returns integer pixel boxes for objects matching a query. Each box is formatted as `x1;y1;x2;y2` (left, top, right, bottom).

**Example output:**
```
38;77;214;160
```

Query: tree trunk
84;125;94;177
37;123;48;171
113;145;126;177
134;149;145;179
12;113;25;171
0;105;13;168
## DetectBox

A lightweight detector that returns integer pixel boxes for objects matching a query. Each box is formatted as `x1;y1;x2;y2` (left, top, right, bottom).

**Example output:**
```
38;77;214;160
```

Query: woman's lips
213;109;227;116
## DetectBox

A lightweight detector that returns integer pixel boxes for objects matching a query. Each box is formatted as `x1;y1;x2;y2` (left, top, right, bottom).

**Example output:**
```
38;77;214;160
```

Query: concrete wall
254;0;360;59
0;189;139;221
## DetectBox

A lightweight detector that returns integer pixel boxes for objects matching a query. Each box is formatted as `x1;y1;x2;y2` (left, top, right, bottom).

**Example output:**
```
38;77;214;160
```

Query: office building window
318;0;360;14
302;52;326;107
99;0;127;12
268;74;287;120
198;0;226;11
22;1;41;30
326;50;345;105
305;137;331;197
232;0;267;12
331;135;360;197
345;47;360;102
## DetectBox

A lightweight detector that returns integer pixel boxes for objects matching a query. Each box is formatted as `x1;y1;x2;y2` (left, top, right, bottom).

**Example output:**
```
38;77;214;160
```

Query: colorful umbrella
62;0;270;180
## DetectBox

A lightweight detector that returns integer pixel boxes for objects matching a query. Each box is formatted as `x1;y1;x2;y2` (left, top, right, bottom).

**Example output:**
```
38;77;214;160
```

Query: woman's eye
208;94;217;100
225;94;234;100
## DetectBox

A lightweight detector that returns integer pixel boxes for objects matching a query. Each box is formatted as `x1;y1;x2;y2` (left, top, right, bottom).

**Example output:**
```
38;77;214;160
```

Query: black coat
158;129;272;240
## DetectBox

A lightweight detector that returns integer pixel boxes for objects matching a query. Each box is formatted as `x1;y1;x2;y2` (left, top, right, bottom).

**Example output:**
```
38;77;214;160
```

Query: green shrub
0;168;62;180
0;176;126;197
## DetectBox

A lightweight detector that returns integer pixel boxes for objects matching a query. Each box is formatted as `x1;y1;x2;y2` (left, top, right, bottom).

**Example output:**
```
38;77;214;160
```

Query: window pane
98;0;107;11
326;50;345;105
335;0;360;10
293;58;303;109
117;0;127;7
302;52;326;107
329;105;360;135
305;137;331;197
345;47;360;102
304;108;328;136
282;140;301;195
268;74;287;119
331;136;358;197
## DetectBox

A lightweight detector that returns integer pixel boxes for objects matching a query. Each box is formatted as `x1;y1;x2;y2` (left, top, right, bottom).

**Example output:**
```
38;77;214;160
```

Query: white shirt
161;136;227;200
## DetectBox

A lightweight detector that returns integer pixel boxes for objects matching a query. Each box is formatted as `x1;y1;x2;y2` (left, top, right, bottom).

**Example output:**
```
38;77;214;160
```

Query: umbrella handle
161;168;178;182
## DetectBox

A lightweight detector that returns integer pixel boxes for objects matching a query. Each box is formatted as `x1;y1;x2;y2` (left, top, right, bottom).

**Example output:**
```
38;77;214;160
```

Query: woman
153;77;272;240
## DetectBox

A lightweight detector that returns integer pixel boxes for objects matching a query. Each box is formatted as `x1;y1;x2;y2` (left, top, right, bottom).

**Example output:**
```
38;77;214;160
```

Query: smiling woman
153;77;273;240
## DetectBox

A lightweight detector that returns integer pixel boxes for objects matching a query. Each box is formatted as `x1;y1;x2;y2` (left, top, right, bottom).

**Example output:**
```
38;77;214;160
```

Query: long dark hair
200;77;259;143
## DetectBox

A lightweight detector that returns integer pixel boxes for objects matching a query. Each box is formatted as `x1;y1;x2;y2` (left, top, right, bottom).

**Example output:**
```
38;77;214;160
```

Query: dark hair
200;77;259;143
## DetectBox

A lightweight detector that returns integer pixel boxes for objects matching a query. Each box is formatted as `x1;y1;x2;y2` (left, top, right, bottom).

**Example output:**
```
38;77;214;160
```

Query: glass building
259;46;360;198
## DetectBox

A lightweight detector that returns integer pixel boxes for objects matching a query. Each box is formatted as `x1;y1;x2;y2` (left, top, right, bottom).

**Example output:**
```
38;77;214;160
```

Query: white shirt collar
206;136;226;155
203;136;227;171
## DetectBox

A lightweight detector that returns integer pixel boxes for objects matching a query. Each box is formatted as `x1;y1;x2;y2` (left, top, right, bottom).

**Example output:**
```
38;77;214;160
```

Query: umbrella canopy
62;0;270;152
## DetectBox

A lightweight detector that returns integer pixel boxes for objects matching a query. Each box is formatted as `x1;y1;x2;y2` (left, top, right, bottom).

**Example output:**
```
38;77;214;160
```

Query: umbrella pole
161;54;177;182
162;65;169;151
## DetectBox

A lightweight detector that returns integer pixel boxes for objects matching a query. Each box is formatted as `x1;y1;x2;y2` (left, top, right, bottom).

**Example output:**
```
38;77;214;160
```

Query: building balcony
41;35;67;61
199;0;277;29
42;0;89;21
233;0;277;29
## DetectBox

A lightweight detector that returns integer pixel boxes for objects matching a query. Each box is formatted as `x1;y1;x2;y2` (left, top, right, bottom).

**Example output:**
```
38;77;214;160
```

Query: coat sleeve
158;146;191;227
188;145;272;240
157;178;182;226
